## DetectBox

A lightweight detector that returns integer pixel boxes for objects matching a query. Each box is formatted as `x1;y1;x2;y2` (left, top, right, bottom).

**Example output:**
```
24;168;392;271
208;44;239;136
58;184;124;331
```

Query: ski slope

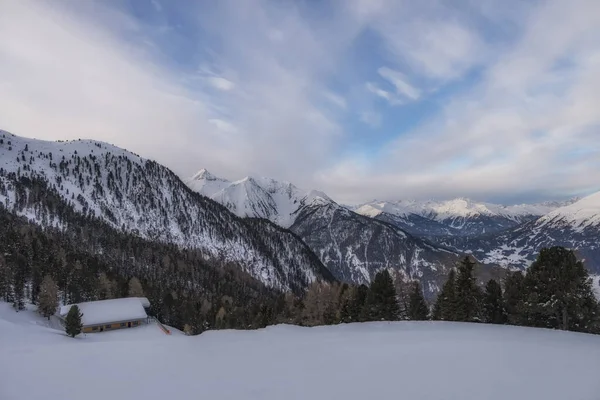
1;302;600;400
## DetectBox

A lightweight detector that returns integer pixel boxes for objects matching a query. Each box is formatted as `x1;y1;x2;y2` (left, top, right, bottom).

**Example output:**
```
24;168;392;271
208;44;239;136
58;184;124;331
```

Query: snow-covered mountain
444;193;600;273
187;171;505;296
0;130;333;292
354;198;578;238
186;170;332;228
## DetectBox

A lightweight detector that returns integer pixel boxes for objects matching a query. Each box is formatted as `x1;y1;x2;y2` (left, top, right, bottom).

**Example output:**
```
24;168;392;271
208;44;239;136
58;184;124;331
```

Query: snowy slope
0;130;332;292
2;301;600;400
186;169;333;227
537;191;600;231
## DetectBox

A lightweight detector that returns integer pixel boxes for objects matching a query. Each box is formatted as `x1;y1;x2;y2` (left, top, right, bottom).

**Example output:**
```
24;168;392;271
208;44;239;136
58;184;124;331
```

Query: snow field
2;302;600;400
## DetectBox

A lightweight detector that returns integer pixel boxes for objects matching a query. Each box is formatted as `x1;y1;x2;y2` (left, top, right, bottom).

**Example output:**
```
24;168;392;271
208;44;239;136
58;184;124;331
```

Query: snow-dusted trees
128;277;144;298
394;273;412;320
520;247;599;332
97;272;114;300
38;275;58;319
0;254;12;302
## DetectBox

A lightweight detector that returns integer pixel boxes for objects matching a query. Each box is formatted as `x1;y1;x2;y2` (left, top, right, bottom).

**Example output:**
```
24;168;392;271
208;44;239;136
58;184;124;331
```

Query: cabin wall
82;319;145;333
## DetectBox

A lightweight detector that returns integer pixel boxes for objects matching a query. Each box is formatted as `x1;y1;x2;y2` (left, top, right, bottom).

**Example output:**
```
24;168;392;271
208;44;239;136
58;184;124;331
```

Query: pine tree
343;284;367;323
432;269;457;321
522;247;599;332
128;277;144;297
503;271;525;325
363;270;399;321
65;305;83;338
454;257;482;322
483;279;506;324
408;281;429;320
38;275;59;319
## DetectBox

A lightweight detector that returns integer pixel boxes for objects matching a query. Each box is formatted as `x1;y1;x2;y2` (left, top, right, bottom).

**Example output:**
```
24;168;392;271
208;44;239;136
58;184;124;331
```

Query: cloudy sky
1;0;599;204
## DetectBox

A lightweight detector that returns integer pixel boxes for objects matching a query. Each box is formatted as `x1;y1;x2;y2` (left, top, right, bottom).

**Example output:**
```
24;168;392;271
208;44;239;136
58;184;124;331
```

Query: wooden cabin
59;297;151;333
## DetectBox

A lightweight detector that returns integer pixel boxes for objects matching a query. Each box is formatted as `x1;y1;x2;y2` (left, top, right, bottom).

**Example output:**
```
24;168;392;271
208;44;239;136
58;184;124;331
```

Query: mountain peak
192;168;221;181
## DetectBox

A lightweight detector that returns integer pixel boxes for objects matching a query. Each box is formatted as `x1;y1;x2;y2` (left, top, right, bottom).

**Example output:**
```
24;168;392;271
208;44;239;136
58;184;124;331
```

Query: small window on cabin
105;324;111;329
120;323;126;327
133;321;138;326
92;327;98;331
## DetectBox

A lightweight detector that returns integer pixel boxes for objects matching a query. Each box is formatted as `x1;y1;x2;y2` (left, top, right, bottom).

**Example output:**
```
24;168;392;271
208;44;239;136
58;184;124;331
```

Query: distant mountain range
351;198;579;238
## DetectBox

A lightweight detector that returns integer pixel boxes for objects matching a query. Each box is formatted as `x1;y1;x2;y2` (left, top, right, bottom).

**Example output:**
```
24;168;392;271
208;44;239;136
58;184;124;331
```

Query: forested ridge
0;131;333;292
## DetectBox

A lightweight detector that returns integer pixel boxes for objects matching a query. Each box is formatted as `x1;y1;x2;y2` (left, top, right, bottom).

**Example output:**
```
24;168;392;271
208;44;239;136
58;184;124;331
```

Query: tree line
257;247;600;334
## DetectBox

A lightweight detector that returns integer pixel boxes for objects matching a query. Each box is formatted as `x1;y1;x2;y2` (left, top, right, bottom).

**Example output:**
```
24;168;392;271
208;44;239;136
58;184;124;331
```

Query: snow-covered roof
59;298;149;326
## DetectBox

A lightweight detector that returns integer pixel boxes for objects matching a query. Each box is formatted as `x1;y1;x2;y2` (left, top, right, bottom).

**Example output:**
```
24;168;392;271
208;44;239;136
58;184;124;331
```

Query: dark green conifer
522;247;599;332
432;269;457;321
483;279;506;324
454;256;482;322
408;281;429;320
65;305;83;338
363;270;399;321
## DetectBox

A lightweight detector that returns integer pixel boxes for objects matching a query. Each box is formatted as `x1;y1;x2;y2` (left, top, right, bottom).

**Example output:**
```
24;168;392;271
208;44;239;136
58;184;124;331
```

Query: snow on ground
1;302;600;400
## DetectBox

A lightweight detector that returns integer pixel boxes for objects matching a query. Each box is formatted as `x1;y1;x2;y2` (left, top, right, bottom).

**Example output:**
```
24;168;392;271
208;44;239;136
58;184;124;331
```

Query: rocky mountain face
0;130;333;293
289;201;470;296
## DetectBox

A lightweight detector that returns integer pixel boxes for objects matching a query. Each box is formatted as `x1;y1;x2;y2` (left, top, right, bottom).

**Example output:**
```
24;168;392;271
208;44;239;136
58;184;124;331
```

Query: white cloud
323;91;347;109
319;0;600;203
360;111;382;128
377;67;420;100
207;76;235;91
366;82;402;105
0;0;598;204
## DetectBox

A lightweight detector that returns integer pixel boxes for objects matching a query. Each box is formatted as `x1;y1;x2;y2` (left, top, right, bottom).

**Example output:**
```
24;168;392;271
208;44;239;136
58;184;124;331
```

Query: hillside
0;130;332;292
2;302;600;400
